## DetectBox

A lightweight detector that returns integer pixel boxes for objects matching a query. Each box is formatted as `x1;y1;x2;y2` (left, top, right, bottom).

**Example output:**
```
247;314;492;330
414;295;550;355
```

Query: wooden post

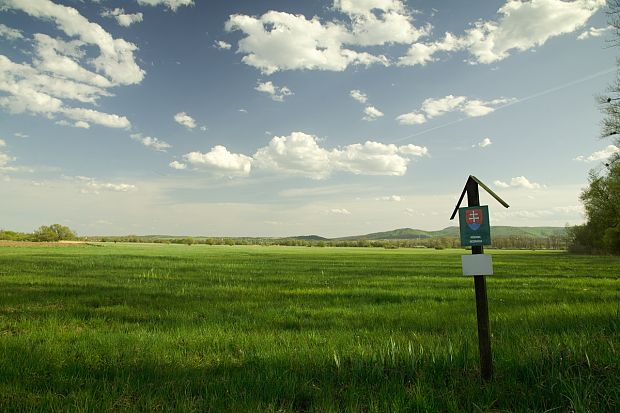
466;179;493;381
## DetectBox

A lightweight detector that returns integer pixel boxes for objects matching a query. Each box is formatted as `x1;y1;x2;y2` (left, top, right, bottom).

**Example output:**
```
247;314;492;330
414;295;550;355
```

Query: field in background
0;244;618;412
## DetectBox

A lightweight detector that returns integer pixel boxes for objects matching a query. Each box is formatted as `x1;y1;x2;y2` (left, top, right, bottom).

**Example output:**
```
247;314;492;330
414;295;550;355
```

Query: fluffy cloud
253;132;332;179
101;8;144;27
72;176;137;194
329;208;351;215
225;9;390;74
0;23;23;40
350;89;368;103
255;81;293;102
395;112;426;125
398;144;428;156
396;95;513;125
578;25;612;40
574;145;620;162
362;106;384;121
0;139;5;147
169;160;187;170
494;176;543;189
335;0;429;46
462;0;605;64
56;119;90;129
398;0;604;66
174;112;197;129
214;40;232;50
183;146;253;176
130;133;172;152
4;0;144;85
474;138;493;148
136;0;194;11
63;108;130;128
0;0;143;129
253;132;427;179
398;33;463;66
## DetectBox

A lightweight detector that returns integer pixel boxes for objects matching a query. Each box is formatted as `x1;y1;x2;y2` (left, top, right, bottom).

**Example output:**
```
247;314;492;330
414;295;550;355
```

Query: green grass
0;244;618;412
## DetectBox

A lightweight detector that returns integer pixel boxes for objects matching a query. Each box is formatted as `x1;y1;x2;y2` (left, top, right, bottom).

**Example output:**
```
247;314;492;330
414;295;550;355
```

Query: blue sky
0;0;617;237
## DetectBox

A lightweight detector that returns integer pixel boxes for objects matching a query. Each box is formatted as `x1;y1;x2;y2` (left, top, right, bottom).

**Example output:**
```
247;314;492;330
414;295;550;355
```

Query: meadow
0;244;618;412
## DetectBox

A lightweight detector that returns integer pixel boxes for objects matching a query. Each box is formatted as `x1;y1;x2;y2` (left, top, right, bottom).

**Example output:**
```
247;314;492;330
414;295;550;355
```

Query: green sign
459;205;491;246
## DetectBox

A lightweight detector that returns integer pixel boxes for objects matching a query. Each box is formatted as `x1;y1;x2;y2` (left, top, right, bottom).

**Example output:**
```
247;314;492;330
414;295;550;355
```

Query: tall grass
0;245;618;412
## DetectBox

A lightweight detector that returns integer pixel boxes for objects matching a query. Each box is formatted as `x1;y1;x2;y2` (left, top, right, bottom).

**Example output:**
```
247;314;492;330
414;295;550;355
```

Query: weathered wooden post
450;176;509;381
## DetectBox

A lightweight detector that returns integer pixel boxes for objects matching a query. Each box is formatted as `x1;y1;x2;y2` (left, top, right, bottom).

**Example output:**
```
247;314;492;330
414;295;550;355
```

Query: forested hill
333;226;567;241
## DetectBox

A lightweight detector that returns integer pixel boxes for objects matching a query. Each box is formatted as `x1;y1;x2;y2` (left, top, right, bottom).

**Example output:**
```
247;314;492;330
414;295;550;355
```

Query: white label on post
461;254;493;276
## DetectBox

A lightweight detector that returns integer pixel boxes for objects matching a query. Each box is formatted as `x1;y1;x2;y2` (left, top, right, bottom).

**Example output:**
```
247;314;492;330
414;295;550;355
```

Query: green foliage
570;159;620;254
32;224;77;242
0;245;618;412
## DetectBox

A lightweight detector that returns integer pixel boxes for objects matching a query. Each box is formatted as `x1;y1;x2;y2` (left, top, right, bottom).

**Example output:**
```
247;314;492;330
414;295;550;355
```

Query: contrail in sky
391;67;617;143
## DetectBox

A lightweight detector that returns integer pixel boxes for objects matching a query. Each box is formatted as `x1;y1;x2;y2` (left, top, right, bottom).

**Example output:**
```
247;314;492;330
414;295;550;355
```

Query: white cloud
335;0;429;46
396;112;426;125
350;89;368;103
574;145;620;162
376;195;402;202
72;176;137;194
495;176;543;189
130;133;172;152
4;0;144;85
362;106;384;121
214;40;232;50
136;0;194;11
398;144;428;156
397;95;514;125
169;160;187;170
578;25;612;40
183;146;253;176
56;119;90;129
253;132;332;179
255;81;293;102
462;0;605;64
174;112;197;129
101;8;144;27
329;208;351;215
225;9;390;74
253;132;427;179
14;133;28;138
397;0;604;66
397;33;463;66
474;138;492;148
0;23;23;40
422;95;467;117
0;139;5;147
63;108;130;129
0;0;142;129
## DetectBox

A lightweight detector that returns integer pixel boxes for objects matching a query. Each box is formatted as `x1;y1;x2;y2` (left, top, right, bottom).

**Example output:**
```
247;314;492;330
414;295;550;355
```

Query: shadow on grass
0;338;617;413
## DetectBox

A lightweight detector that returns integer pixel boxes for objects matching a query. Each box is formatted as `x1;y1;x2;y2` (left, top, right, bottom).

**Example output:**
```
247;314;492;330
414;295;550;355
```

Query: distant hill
289;235;329;241
334;226;567;241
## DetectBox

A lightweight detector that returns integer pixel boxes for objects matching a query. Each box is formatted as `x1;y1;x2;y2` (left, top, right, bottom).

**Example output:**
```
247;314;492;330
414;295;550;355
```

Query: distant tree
33;224;77;242
570;164;620;253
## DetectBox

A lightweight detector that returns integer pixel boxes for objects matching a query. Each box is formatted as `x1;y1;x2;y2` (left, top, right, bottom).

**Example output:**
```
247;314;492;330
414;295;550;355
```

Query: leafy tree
567;1;620;254
33;224;77;242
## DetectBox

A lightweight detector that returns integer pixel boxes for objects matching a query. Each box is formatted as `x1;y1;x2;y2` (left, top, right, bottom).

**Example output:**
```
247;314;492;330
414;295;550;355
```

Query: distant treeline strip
86;235;568;250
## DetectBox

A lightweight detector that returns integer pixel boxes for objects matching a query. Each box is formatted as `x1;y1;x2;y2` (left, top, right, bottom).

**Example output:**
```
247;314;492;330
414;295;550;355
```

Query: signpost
450;176;509;381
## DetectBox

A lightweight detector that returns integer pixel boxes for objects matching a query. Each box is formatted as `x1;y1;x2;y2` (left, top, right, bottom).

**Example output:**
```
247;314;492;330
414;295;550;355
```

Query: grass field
0;244;618;412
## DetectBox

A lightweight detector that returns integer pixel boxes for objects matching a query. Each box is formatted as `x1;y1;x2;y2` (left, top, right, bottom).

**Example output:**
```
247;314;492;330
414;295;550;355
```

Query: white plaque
461;254;493;276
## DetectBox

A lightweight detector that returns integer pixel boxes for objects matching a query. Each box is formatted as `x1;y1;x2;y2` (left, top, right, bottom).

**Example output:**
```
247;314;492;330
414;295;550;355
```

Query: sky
0;0;618;237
